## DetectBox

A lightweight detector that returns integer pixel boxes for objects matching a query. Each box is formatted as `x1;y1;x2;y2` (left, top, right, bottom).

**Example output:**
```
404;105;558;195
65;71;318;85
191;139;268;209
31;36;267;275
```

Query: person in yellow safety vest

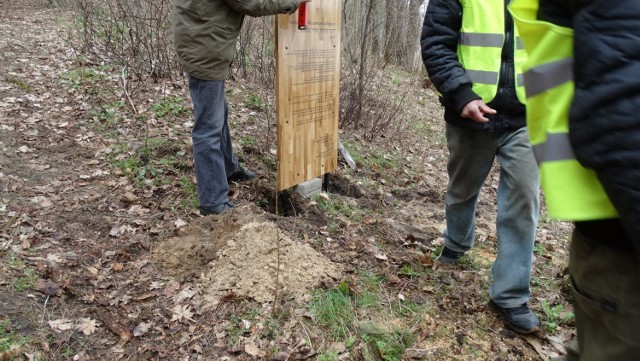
421;0;541;333
510;0;640;359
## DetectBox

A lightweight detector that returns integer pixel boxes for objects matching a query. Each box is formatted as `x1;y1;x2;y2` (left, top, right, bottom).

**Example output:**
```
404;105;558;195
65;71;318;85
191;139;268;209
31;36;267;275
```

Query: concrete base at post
293;178;323;198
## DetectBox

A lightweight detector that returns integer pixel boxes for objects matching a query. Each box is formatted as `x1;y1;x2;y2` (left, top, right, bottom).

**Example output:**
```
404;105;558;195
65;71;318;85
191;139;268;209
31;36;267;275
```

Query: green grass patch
361;324;414;361
368;154;399;170
312;195;363;221
431;245;482;270
150;96;187;118
240;135;259;147
244;92;265;110
540;300;574;332
59;67;106;89
13;268;37;292
257;154;276;172
309;272;426;360
454;254;483;270
109;138;189;188
226;307;264;347
342;141;365;165
316;351;340;361
410;119;429;134
179;176;199;209
59;66;113;101
341;141;400;171
0;320;29;354
90;100;126;129
354;271;384;309
5;252;38;292
309;282;354;339
534;242;545;256
532;276;556;292
399;263;428;279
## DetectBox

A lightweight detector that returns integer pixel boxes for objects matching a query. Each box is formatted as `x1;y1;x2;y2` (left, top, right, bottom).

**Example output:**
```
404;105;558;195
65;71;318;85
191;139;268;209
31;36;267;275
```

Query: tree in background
58;0;428;134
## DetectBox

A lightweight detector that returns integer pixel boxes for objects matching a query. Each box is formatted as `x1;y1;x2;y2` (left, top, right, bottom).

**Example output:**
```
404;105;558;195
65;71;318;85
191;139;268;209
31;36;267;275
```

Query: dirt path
1;1;576;360
0;1;149;358
0;3;346;359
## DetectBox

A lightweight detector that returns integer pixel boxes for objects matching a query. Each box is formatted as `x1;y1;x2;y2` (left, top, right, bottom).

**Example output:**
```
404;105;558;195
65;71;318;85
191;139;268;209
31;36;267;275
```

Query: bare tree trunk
354;0;374;128
383;0;398;65
404;0;423;71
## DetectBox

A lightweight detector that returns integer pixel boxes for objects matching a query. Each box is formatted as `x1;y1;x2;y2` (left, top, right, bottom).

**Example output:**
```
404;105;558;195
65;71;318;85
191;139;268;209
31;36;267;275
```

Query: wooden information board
275;1;341;190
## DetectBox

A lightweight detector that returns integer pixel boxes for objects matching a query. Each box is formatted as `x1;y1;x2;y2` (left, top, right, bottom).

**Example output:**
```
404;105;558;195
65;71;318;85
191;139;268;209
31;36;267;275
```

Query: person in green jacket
173;0;309;215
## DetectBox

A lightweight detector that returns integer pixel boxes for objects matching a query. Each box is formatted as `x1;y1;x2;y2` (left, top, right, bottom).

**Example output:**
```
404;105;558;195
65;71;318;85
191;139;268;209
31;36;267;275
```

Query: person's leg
220;101;240;175
220;101;256;182
490;127;540;307
570;228;640;361
443;124;498;253
188;76;230;212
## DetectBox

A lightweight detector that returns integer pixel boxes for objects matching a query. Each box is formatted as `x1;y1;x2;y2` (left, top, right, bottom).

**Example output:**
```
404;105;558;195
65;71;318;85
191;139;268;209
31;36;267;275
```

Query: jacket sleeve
420;0;480;114
223;0;300;17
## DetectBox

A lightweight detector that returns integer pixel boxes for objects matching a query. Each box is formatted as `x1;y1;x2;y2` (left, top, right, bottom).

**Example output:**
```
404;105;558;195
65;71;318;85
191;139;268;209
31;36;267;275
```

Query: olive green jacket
174;0;300;80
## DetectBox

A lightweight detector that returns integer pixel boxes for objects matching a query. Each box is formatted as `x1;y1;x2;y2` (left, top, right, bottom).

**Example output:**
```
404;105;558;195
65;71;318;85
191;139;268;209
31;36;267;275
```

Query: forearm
223;0;300;17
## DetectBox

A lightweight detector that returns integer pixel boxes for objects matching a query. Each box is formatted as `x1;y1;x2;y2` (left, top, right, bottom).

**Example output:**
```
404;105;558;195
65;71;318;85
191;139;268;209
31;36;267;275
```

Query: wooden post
275;0;341;191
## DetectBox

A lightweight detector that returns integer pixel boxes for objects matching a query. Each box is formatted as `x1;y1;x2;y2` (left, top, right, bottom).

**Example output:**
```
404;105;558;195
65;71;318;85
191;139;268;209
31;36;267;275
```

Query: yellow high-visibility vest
510;0;617;220
458;0;527;104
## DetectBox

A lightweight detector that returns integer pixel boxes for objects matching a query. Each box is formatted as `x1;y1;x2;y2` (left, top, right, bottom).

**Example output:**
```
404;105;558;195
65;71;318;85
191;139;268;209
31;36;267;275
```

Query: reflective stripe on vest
532;132;575;164
467;70;499;85
510;0;617;221
523;58;573;98
458;0;527;104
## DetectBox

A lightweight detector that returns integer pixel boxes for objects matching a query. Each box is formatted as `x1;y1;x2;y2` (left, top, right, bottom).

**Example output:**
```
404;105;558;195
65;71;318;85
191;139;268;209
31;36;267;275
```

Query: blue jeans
188;76;240;210
444;124;540;308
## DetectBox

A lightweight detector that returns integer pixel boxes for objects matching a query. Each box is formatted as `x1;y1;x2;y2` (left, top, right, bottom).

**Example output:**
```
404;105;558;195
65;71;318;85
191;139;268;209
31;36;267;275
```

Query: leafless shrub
340;63;411;141
234;17;278;88
339;0;410;140
47;0;78;8
69;0;178;94
64;0;412;139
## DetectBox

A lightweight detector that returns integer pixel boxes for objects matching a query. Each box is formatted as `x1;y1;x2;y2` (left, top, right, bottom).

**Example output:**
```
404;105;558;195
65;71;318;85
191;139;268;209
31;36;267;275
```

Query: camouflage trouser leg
567;228;640;361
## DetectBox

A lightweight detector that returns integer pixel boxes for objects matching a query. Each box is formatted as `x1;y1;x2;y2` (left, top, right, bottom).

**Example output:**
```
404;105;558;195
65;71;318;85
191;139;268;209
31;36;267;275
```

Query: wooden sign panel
275;0;341;190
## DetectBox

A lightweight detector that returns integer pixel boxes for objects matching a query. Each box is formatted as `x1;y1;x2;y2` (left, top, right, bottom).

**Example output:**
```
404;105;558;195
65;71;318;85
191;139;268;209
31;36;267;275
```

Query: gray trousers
444;124;540;307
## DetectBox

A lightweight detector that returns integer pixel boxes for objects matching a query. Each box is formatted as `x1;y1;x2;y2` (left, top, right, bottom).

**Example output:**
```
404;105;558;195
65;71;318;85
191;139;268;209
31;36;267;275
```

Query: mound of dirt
153;206;343;307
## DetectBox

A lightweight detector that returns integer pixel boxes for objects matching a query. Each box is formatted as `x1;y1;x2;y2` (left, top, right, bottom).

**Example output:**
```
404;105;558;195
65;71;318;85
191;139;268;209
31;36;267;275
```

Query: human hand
460;99;496;123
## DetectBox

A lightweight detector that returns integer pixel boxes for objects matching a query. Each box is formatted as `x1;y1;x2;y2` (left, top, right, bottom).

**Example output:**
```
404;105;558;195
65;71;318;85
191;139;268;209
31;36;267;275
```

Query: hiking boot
438;246;464;264
227;167;256;183
489;300;540;334
199;202;236;216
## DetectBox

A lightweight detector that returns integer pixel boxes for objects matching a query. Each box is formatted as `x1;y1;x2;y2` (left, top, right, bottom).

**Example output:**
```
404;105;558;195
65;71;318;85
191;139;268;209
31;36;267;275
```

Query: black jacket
539;0;640;253
420;0;525;133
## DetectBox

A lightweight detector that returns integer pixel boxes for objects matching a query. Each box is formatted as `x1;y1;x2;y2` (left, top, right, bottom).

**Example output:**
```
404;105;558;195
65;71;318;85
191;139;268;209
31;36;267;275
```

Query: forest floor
1;2;577;360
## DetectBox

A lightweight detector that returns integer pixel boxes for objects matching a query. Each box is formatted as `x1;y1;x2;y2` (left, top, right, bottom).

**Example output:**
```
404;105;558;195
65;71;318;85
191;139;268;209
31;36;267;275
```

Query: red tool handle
298;2;308;30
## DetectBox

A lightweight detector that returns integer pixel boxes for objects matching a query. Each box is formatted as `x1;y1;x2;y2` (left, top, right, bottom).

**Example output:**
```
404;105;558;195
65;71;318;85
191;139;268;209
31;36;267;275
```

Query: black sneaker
489;300;540;334
438;246;464;264
199;202;236;216
227;167;256;183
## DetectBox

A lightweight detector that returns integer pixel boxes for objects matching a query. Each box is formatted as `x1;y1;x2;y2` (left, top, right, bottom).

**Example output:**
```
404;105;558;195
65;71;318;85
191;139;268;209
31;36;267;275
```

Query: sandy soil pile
153;206;343;307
